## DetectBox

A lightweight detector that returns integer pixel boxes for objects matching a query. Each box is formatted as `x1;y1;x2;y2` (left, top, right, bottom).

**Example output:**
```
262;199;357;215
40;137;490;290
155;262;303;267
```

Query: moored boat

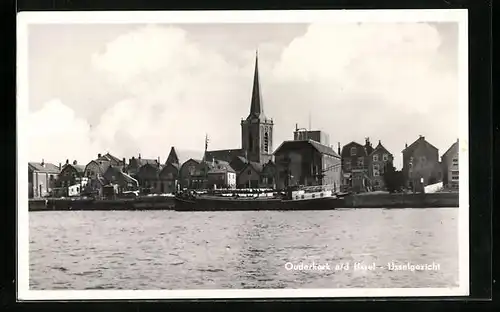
174;185;347;211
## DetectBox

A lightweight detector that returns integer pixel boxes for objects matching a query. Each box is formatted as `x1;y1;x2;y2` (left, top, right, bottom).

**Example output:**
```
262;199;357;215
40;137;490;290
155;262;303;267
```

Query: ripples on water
29;208;459;290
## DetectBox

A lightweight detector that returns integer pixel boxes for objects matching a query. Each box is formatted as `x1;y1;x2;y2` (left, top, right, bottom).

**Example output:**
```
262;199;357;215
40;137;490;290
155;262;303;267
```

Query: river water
29;208;459;290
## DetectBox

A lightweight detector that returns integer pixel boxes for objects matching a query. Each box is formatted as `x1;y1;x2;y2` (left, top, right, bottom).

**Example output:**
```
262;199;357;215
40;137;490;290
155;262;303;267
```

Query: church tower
241;50;274;164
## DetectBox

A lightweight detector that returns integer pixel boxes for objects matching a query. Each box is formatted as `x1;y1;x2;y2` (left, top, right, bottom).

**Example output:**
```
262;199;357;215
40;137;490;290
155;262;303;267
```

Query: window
350;147;357;156
344;160;351;171
373;164;380;177
264;131;269;153
373;154;379;161
383;153;389;161
247;170;252;175
357;157;364;167
451;176;459;180
451;170;459;175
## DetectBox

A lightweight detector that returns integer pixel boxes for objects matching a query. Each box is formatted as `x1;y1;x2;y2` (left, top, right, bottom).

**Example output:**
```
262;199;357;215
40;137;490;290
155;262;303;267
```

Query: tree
383;161;404;193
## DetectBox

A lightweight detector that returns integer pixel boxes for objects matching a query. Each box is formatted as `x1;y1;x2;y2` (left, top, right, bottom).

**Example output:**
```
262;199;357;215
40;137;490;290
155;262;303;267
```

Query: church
203;51;278;189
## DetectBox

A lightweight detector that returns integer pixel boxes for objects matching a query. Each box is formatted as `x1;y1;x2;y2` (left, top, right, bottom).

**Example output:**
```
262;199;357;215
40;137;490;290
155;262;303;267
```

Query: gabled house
237;161;264;188
158;146;186;194
179;158;202;189
260;160;278;189
402;135;442;192
136;162;162;194
57;160;85;188
28;160;60;198
367;140;394;191
190;159;236;189
340;138;373;192
102;165;139;193
441;139;459;189
127;154;159;177
97;152;125;167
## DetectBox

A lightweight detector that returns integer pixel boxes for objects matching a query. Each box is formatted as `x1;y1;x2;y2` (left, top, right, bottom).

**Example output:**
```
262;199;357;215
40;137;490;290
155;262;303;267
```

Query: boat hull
174;195;343;211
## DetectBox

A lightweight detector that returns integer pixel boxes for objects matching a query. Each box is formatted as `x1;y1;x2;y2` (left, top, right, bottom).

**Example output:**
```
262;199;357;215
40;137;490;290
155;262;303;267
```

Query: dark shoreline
28;192;459;211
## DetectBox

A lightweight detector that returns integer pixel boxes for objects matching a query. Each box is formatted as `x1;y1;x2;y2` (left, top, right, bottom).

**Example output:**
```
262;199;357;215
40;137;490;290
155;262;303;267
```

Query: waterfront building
190;159;237;189
179;158;202;189
57;160;85;188
237;161;264;188
158;147;182;194
367;140;394;191
102;165;139;193
273;139;341;190
402;135;443;192
28;160;60;198
126;154;158;178
136;162;162;194
441;139;459;189
340;138;373;193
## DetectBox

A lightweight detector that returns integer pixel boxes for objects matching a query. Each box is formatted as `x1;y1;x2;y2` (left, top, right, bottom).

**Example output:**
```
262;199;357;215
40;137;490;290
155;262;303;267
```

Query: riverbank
29;196;176;211
28;192;459;211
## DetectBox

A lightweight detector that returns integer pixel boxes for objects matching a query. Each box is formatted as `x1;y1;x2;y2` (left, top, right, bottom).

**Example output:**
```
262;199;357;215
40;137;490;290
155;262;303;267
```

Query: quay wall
28;192;459;211
29;196;176;211
342;192;459;208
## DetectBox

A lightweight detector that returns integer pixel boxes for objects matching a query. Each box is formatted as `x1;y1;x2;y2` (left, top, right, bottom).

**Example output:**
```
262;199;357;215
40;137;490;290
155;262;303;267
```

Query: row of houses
28;134;459;199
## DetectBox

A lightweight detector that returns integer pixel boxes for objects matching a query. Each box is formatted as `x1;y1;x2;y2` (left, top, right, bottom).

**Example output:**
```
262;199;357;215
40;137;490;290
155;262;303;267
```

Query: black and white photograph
17;10;469;300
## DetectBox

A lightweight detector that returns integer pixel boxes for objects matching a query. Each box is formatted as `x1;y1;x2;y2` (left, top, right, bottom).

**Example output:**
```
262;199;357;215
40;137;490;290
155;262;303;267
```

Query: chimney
138;153;141;160
58;163;61;170
122;157;126;165
158;156;160;164
337;142;341;155
73;160;77;165
405;143;408;148
379;140;381;145
41;159;45;167
98;153;102;158
66;159;69;165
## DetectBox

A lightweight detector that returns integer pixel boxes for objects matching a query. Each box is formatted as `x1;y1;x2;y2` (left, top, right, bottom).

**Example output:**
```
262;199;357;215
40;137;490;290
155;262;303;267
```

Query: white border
17;9;469;301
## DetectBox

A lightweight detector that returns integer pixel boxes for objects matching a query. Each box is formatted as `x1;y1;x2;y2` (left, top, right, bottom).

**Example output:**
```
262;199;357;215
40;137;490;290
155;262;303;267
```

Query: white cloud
27;99;99;165
27;23;459;169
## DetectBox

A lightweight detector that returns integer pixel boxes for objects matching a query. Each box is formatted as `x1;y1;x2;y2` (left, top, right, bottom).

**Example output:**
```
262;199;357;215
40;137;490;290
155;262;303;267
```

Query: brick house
340;138;373;193
260;160;278;189
136;162;162;194
126;154;158;178
28;160;60;198
367;140;394;191
189;159;236;189
402;135;443;192
273;140;341;191
102;165;139;193
441;139;459;189
57;160;85;188
179;158;202;189
237;161;264;188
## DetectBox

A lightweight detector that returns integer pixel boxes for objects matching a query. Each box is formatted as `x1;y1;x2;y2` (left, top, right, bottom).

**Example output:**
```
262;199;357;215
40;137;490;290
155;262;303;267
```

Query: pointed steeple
248;49;264;119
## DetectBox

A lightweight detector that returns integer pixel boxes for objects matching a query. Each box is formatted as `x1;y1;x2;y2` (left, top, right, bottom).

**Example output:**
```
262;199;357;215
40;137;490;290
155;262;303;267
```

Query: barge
174;186;347;211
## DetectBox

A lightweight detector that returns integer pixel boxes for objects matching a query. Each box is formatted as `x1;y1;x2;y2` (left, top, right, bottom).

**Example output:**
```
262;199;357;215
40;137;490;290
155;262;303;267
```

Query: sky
25;21;460;169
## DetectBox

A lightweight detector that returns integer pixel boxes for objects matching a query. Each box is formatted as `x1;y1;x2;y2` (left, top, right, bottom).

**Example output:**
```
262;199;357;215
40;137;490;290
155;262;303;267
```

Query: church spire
249;49;264;119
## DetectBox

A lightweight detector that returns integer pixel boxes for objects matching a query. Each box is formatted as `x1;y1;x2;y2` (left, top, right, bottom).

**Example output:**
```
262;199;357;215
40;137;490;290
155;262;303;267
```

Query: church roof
165;146;180;164
247;50;266;121
204;149;245;163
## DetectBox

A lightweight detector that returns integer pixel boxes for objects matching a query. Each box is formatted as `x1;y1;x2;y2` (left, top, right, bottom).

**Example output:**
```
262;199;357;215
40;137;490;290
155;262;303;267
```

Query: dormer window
383;154;389;161
350;147;356;156
373;154;379;161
